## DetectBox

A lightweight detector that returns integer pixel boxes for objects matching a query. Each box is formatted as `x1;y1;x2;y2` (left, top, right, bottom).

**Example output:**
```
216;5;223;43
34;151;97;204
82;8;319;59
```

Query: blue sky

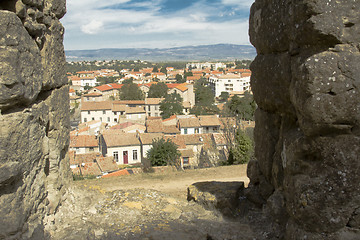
61;0;255;50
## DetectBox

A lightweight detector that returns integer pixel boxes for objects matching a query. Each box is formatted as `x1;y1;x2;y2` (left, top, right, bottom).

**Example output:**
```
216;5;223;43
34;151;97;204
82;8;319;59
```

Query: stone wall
0;0;69;239
248;0;360;239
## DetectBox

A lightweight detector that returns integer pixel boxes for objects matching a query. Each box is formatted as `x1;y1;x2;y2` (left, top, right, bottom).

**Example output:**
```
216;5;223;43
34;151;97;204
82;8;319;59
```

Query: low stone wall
248;0;360;239
0;0;69;238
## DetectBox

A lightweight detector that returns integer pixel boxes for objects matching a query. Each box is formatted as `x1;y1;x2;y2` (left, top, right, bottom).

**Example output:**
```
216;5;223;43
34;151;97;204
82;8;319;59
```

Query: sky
61;0;255;50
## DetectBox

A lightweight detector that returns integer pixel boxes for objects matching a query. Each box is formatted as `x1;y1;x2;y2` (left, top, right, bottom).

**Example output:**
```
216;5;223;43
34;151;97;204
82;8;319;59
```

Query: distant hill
65;44;256;62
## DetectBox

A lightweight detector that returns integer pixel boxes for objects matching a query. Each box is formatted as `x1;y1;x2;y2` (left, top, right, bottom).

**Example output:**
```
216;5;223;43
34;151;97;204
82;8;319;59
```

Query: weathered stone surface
41;19;67;89
0;0;69;238
187;181;244;217
249;0;360;238
0;10;42;111
49;187;256;240
44;0;66;19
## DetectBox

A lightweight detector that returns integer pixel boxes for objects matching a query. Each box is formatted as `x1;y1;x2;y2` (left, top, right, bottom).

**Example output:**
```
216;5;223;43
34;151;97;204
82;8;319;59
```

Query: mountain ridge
65;44;256;61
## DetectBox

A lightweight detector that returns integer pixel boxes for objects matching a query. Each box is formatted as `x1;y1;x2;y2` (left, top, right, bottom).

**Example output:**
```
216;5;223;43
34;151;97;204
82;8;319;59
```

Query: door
123;151;128;164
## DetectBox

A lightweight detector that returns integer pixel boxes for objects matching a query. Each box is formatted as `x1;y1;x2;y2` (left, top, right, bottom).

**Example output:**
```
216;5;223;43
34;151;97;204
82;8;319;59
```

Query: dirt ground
50;165;262;240
75;164;249;199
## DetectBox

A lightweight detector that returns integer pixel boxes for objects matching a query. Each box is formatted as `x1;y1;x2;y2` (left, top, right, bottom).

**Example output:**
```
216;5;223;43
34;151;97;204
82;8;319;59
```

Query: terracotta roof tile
102;132;140;147
80;162;102;176
139;133;164;145
145;98;163;105
126;106;146;114
164;125;180;134
102;169;130;178
112;103;126;112
70;135;98;148
178;117;201;128
95;83;123;92
70;152;101;165
81;101;112;111
96;156;118;173
146;119;164;133
198;115;221;127
164;135;186;149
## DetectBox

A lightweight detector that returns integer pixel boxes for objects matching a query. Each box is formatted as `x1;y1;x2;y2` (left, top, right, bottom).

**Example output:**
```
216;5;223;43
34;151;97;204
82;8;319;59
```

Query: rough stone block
187;181;244;217
0;10;42;112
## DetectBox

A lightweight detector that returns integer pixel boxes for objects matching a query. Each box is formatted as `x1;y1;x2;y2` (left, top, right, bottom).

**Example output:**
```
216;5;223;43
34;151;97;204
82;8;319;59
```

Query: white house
99;133;141;165
69;135;99;154
198;115;221;133
177;117;202;135
208;73;251;97
145;98;162;117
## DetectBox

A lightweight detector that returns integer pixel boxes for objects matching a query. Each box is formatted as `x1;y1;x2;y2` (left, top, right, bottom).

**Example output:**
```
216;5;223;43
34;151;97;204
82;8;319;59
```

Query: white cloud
62;0;253;50
81;20;104;34
222;0;254;8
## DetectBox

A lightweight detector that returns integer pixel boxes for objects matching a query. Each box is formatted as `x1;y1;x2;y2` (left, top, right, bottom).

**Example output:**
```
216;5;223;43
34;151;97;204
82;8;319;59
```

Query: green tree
226;91;256;120
176;74;185;83
160;67;167;75
190;78;219;115
219;91;229;102
97;76;118;85
152;66;159;72
146;138;181;168
148;82;168;98
227;130;253;165
160;92;183;119
119;82;144;100
122;78;133;84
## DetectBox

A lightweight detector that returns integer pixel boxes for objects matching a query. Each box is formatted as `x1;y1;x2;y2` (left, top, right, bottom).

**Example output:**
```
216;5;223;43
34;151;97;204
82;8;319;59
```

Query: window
195;128;199;134
184;128;188;134
88;111;90;114
89;147;94;152
183;157;189;165
113;151;119;162
103;110;106;114
75;147;80;153
155;106;158;110
87;97;89;101
84;118;87;122
133;150;138;160
114;112;117;115
107;117;110;122
148;106;150;111
114;118;117;122
92;117;95;121
100;117;102;122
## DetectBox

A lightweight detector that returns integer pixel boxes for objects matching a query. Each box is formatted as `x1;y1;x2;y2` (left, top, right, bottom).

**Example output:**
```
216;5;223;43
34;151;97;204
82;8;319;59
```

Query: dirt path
77;164;249;199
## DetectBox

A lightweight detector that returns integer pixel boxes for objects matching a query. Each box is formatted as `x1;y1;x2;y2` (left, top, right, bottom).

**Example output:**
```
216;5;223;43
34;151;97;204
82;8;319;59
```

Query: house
125;106;146;123
177;117;201;134
198;115;221;133
151;72;166;81
99;132;141;165
208;73;251;97
80;100;146;126
110;122;146;133
167;83;195;107
145;118;180;135
69;135;99;154
145;98;162;117
80;101;120;125
138;133;164;159
82;92;103;102
87;83;123;100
